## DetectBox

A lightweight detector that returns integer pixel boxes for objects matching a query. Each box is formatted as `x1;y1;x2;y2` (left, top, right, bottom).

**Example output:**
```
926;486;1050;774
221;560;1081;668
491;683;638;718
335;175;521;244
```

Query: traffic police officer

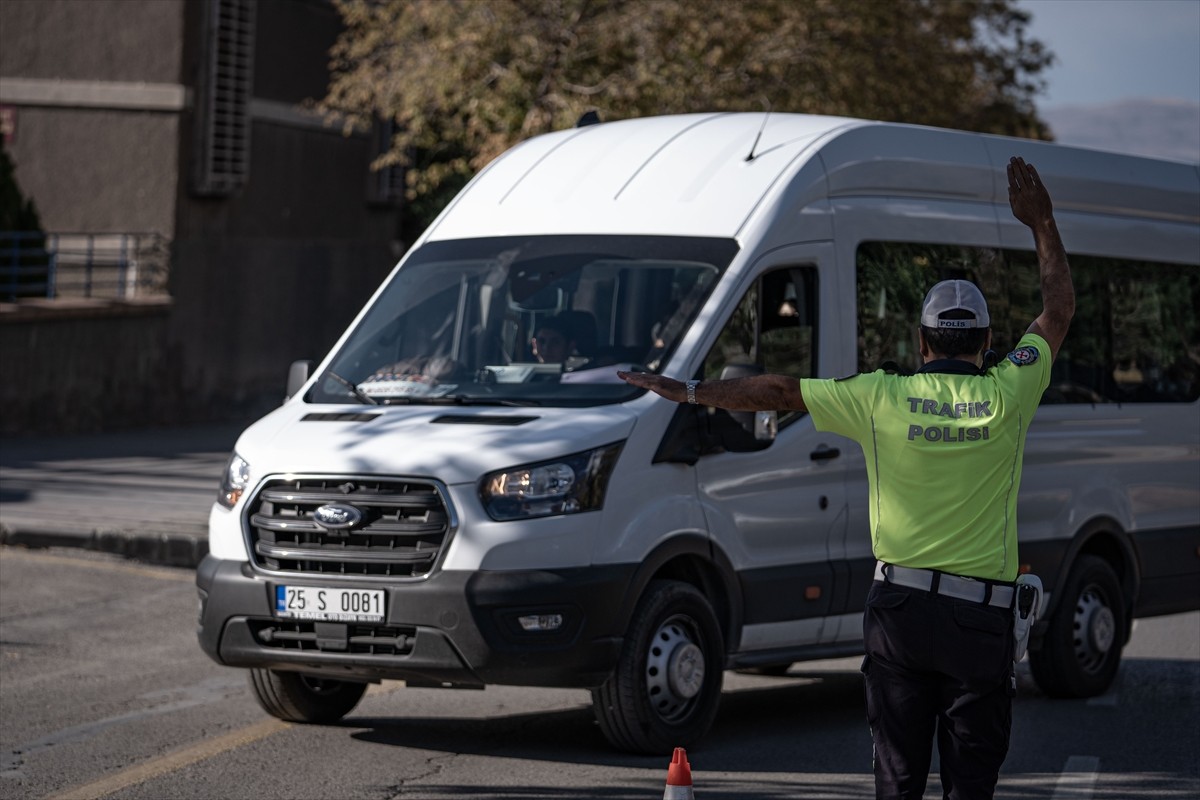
617;156;1072;799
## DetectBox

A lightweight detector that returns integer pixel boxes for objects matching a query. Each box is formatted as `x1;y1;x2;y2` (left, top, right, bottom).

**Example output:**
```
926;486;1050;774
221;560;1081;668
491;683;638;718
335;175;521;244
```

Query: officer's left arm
616;371;807;412
1008;156;1074;362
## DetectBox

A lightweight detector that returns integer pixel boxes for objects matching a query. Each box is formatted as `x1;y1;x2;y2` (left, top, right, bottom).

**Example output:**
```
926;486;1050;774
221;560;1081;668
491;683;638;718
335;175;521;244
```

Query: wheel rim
645;614;706;723
1073;584;1116;675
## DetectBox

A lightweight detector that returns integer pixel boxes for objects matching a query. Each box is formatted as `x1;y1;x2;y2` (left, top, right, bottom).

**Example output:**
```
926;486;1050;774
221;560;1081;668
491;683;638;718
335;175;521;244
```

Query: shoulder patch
1007;346;1040;367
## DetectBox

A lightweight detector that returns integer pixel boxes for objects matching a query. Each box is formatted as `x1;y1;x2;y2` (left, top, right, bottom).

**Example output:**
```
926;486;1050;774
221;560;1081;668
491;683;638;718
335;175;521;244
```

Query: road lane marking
2;677;247;777
0;547;193;582
45;719;289;800
1052;755;1100;799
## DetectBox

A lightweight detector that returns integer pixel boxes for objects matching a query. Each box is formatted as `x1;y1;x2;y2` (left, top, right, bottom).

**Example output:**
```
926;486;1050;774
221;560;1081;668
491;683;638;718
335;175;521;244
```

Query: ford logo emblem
312;503;363;530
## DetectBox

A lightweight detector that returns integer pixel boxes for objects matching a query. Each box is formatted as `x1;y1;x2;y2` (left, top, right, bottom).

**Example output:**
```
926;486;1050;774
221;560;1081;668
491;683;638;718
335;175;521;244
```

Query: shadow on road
348;670;866;768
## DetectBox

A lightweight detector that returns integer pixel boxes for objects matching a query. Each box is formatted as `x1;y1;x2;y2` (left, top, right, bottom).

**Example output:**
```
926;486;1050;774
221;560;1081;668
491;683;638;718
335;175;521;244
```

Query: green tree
0;139;43;233
323;0;1054;234
1;139;51;299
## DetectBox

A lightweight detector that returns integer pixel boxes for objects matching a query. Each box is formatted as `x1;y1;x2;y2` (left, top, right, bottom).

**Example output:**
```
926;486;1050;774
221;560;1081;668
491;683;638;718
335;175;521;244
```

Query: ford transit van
197;113;1200;754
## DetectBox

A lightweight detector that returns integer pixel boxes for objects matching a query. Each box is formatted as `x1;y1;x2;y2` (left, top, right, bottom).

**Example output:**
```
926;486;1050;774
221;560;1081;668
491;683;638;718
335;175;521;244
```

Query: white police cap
920;279;990;329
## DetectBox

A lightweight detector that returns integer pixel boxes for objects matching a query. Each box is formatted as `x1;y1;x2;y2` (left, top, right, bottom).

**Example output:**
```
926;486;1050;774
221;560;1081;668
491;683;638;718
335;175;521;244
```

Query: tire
591;580;725;754
1029;555;1126;698
248;669;368;724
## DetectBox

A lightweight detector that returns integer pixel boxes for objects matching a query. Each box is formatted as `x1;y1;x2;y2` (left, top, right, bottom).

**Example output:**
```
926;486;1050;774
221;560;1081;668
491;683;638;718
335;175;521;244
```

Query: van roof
422;112;1200;243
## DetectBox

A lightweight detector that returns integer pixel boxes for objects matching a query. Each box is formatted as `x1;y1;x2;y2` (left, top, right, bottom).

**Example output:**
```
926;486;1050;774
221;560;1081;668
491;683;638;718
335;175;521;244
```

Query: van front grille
245;477;450;577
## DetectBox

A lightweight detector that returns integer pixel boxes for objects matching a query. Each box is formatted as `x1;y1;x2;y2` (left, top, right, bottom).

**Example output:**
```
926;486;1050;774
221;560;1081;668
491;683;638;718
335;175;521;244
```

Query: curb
0;524;208;569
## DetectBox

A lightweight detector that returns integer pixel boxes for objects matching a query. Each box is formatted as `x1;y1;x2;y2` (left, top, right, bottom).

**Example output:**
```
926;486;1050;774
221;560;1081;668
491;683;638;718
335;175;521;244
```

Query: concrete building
0;0;402;433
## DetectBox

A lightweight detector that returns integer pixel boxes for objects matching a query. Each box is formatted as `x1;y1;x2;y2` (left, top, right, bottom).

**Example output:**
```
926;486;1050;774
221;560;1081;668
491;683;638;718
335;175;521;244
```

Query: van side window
1025;253;1200;404
857;242;1200;404
704;267;817;425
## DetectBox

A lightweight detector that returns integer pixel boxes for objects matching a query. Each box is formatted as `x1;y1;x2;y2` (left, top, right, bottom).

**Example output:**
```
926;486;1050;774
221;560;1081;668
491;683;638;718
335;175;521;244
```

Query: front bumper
195;556;634;688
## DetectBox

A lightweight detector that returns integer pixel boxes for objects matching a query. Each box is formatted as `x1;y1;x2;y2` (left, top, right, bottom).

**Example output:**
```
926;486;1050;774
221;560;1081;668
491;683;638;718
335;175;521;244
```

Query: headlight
480;442;623;521
217;452;251;509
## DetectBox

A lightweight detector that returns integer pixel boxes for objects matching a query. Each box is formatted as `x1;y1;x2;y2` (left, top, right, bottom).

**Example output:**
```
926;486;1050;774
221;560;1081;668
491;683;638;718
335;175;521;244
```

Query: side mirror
715;362;775;452
754;410;778;441
719;363;765;436
285;359;314;402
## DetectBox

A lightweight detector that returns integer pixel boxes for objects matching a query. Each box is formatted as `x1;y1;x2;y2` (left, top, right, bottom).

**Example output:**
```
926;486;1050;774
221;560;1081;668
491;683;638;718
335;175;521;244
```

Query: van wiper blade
427;393;540;407
378;394;539;407
324;371;378;405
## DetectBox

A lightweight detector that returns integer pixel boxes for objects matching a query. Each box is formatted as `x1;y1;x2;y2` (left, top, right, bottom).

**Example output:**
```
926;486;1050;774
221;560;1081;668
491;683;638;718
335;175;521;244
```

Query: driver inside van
530;316;577;364
531;310;601;372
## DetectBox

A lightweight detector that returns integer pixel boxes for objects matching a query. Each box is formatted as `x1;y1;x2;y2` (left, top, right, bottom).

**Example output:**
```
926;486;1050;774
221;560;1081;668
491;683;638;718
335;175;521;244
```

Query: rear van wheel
1029;555;1126;698
591;580;725;754
248;668;368;723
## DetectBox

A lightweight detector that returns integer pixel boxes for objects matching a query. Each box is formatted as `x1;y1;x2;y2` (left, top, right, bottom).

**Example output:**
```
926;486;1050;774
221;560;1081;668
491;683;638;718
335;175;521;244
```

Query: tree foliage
0;140;43;233
323;0;1054;231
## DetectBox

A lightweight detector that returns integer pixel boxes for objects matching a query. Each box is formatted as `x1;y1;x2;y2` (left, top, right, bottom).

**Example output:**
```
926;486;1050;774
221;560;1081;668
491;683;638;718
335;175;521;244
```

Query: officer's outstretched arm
616;371;807;412
1008;156;1074;362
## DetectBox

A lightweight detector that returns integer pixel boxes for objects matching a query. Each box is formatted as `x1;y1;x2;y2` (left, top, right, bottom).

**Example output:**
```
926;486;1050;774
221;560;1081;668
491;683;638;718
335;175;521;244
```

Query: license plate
274;585;385;622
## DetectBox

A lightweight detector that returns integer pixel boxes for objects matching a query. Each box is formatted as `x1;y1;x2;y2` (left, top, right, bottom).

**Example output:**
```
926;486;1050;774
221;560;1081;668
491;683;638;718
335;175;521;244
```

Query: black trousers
861;580;1015;800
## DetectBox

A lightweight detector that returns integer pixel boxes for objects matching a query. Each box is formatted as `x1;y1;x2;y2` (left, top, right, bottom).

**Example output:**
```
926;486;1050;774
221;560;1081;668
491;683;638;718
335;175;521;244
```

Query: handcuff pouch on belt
1012;573;1043;662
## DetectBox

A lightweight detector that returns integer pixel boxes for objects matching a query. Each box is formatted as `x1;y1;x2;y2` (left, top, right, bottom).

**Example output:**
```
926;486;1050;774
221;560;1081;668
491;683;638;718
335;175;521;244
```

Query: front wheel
591;580;725;754
248;669;367;724
1029;555;1126;698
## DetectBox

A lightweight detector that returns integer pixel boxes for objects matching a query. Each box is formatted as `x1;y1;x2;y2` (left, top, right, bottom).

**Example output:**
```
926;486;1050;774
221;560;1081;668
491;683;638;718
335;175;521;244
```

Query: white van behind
197;113;1200;754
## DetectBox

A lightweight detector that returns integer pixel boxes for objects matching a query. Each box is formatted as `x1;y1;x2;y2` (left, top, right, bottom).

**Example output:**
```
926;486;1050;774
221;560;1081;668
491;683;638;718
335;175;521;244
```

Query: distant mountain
1041;98;1200;163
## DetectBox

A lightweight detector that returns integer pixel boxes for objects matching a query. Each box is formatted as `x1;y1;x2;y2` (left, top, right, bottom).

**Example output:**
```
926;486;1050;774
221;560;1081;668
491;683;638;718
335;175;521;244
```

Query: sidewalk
0;423;246;568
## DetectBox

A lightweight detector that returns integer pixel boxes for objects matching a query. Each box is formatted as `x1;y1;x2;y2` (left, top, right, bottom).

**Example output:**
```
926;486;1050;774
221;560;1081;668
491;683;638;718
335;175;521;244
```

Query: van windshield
308;235;737;407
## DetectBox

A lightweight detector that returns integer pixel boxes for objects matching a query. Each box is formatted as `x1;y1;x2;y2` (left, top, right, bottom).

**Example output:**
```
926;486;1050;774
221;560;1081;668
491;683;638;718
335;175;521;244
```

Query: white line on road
1052;755;1100;799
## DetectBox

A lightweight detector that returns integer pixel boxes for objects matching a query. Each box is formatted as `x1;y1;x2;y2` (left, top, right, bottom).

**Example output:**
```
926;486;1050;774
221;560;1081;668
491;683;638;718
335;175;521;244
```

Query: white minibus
197;113;1200;754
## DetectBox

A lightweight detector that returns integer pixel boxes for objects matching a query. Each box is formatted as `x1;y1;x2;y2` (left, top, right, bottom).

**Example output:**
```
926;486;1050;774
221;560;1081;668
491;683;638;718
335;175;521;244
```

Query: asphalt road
1;545;1197;800
0;424;241;566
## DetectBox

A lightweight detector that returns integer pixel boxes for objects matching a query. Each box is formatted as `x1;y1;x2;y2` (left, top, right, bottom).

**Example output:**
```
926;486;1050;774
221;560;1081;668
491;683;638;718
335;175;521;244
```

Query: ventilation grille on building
193;0;256;196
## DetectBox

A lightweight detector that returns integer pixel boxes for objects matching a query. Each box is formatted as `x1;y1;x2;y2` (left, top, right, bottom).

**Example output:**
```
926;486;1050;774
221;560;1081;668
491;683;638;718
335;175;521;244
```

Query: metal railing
1;231;170;302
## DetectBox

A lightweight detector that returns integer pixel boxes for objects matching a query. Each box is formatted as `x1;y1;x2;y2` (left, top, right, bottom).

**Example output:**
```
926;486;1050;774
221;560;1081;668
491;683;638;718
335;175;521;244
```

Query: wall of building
0;0;405;434
2;107;180;234
167;0;402;424
0;0;185;83
0;0;187;236
0;302;178;435
168;238;395;423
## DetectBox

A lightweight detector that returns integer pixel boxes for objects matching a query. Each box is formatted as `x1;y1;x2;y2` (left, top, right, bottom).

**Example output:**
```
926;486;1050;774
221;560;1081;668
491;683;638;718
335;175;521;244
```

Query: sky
1017;0;1200;108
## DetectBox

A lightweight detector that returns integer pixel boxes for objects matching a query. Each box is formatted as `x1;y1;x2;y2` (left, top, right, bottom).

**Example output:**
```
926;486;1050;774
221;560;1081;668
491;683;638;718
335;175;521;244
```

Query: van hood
232;402;639;486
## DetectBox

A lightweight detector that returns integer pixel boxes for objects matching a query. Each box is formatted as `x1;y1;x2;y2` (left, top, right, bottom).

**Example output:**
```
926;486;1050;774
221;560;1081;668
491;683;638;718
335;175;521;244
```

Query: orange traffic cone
663;747;694;799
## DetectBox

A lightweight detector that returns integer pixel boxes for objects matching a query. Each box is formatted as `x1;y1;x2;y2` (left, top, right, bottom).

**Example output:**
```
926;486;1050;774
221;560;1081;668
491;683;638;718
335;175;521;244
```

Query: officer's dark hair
921;309;989;358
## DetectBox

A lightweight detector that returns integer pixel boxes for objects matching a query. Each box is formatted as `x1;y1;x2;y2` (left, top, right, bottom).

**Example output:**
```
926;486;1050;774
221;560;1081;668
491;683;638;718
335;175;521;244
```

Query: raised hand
1008;156;1054;229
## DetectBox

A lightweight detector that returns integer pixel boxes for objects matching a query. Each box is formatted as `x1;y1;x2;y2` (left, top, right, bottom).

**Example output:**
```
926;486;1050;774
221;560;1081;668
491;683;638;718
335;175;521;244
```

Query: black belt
874;561;1013;608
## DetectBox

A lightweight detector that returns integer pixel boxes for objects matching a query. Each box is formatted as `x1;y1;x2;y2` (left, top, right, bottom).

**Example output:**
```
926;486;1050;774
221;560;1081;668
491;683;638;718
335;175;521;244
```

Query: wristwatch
685;379;700;405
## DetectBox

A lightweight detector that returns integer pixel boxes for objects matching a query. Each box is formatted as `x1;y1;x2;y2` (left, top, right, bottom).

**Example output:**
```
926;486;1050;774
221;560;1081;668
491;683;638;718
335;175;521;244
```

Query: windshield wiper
380;394;540;407
439;394;541;407
325;371;379;405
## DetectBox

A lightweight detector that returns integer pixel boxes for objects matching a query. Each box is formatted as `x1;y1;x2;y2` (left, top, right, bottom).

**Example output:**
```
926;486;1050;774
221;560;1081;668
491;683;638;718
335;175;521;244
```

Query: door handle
810;446;841;461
